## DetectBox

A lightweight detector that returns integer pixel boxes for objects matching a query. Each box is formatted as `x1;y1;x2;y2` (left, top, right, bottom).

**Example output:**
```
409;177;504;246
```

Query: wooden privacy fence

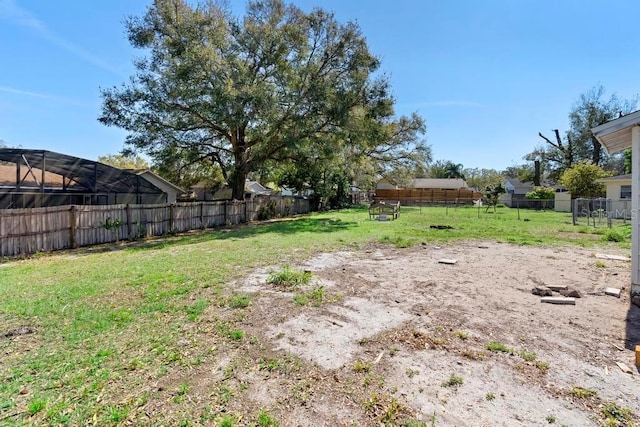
0;197;310;257
374;188;482;205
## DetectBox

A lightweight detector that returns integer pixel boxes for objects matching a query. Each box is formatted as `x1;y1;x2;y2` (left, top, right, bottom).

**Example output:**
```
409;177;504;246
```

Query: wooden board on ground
604;287;622;298
438;259;457;265
541;297;576;305
547;285;568;291
595;253;631;262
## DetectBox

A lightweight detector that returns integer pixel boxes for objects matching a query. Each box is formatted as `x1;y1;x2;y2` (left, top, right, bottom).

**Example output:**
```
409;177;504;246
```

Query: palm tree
444;162;465;180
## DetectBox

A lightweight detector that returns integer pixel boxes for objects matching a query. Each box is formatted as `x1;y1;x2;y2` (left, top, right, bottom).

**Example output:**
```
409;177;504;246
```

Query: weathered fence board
0;197;310;257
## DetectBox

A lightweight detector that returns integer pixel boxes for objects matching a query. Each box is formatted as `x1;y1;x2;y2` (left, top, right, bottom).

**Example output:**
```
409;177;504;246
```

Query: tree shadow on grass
73;216;358;256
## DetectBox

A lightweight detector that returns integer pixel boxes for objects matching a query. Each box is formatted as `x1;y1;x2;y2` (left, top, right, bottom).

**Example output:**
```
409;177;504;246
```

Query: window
620;185;632;199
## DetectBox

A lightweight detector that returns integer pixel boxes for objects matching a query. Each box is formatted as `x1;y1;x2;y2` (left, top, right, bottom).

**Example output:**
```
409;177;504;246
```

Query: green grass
267;265;312;290
441;373;464;388
0;206;628;424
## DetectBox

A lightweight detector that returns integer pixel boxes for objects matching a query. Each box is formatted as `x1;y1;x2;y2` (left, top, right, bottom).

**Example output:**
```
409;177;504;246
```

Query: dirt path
233;241;639;426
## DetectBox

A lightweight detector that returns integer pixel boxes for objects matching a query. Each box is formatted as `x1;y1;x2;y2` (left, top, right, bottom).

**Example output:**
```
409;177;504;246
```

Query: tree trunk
591;137;601;165
230;169;246;200
533;160;541;186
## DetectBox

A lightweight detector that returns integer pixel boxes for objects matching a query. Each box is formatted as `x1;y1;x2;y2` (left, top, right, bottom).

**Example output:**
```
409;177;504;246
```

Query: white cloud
0;0;124;76
0;85;86;105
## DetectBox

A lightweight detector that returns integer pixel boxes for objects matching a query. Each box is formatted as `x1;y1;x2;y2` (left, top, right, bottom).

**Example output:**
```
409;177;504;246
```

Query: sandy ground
232;241;640;426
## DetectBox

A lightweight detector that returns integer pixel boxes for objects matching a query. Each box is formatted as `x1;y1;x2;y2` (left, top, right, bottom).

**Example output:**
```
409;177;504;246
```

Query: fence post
126;204;132;240
69;205;77;249
200;202;204;228
169;203;175;232
244;199;248;223
223;201;228;225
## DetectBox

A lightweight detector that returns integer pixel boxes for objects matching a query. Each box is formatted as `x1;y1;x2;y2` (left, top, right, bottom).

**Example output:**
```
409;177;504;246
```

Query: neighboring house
595;174;632;218
124;169;186;203
0;148;181;209
502;178;562;209
501;178;534;208
192;180;273;201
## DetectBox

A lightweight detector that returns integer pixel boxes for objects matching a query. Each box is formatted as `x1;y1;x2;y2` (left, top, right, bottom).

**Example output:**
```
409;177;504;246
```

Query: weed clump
267;265;312;290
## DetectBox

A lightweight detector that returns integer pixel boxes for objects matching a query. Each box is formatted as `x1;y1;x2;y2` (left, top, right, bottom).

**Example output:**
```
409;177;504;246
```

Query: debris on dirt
548;284;568;291
430;225;455;229
3;326;35;338
438;258;457;265
560;288;582;298
478;245;489;249
636;345;640;367
615;361;634;374
604;287;622;298
532;287;553;296
596;253;631;262
612;343;625;351
541;297;576;305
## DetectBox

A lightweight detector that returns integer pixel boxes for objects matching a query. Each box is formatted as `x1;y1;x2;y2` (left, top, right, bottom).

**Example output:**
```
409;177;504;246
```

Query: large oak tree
99;0;427;200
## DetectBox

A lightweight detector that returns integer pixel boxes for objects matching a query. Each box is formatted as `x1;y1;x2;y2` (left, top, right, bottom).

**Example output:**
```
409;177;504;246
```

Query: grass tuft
267;265;312;290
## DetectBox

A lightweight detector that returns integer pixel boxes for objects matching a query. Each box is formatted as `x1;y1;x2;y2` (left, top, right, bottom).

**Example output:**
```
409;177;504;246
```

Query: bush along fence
0;197;310;257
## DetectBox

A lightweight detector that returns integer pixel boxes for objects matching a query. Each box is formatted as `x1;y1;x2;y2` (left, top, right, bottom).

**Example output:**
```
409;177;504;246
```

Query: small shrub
519;350;537;362
441;373;464;388
486;341;513;354
535;360;550;373
354;360;371;373
602;229;626;242
595;260;607;268
292;294;309;305
601;402;633;425
257;201;277;221
405;368;420;378
569;386;597;399
545;414;556;423
455;331;468;340
486;392;495;401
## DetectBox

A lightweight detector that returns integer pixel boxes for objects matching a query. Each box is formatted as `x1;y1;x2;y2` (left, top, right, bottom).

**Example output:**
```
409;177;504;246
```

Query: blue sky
1;0;639;171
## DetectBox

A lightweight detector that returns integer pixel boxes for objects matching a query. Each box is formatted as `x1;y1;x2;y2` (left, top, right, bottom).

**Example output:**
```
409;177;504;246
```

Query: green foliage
100;0;427;200
428;160;465;179
486;341;513;354
441;373;464;388
97;153;149;169
559;161;611;197
602;229;627;243
624;148;632;174
228;294;251;309
482;183;506;212
569;387;597;399
526;186;555;200
464;167;503;191
101;217;122;242
601;401;633;425
267;265;312;290
486;392;495;401
257;409;279;427
257;200;277;221
293;286;326;307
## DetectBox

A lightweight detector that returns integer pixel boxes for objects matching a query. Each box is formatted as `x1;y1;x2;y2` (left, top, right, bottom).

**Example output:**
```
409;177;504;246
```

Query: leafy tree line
99;0;429;204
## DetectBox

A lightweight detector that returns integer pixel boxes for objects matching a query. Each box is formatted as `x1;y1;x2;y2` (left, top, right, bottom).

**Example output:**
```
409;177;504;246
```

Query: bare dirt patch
233;241;640;426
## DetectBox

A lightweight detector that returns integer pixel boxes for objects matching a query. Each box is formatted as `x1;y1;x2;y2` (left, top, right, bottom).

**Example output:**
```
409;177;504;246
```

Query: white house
595;174;632;219
592;110;640;305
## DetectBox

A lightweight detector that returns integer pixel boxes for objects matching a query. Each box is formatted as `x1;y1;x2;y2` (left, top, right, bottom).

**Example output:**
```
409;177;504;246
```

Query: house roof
409;178;468;189
596;174;632;183
125;169;186;193
0;148;162;194
592;110;640;154
504;178;534;190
